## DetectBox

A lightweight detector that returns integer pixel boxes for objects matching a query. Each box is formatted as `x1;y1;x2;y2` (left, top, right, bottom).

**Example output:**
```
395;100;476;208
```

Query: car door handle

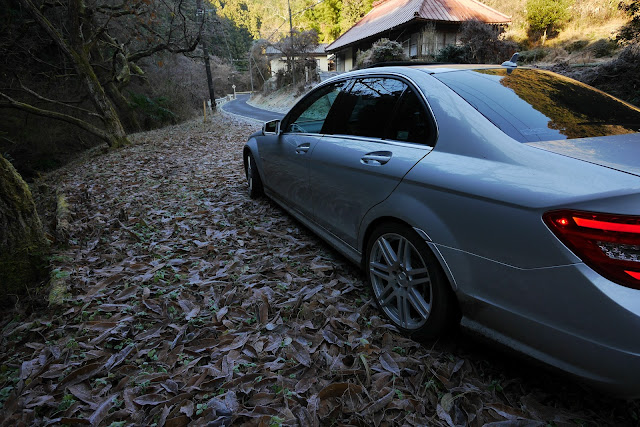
296;143;311;154
361;151;392;165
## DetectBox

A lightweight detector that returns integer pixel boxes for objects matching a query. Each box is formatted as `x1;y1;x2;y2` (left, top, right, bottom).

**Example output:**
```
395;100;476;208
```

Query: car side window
387;87;433;145
327;78;406;139
284;82;344;134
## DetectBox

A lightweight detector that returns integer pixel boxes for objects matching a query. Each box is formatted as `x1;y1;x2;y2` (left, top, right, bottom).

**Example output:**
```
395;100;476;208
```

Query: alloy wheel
369;233;433;330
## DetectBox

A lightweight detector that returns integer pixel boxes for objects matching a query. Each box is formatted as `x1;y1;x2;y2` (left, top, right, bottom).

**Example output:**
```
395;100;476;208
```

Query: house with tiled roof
326;0;511;71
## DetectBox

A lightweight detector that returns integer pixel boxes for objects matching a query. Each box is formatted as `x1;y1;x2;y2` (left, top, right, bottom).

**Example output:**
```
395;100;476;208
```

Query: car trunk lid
526;133;640;177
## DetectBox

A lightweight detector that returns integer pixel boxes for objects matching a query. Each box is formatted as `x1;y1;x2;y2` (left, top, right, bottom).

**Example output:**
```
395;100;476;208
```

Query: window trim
281;79;351;135
280;71;439;147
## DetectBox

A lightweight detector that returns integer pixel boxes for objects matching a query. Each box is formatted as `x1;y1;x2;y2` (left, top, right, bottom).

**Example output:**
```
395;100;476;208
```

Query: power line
264;0;327;42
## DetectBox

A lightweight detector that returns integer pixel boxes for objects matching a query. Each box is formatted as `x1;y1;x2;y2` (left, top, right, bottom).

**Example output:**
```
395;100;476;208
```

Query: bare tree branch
0;92;112;143
127;34;201;62
18;0;129;147
15;78;103;120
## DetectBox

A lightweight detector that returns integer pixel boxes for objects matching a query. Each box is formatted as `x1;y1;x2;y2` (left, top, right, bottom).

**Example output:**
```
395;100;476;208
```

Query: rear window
327;77;406;138
434;68;640;142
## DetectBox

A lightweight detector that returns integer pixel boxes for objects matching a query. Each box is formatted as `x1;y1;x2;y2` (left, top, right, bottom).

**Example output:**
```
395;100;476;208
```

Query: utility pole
288;0;295;86
248;49;254;92
197;0;216;112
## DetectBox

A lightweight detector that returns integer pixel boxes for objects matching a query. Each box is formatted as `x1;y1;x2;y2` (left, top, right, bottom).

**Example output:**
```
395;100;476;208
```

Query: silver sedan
243;64;640;396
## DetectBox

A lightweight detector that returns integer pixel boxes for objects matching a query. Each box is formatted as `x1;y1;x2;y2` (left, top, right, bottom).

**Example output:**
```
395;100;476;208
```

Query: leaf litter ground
1;114;639;426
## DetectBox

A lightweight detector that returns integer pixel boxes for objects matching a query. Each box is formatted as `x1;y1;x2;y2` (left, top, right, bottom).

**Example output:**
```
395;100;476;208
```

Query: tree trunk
19;0;130;148
105;81;141;133
0;155;48;303
91;42;142;133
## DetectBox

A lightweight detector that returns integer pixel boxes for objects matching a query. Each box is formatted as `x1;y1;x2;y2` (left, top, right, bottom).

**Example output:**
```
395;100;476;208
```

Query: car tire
365;223;457;340
245;152;263;199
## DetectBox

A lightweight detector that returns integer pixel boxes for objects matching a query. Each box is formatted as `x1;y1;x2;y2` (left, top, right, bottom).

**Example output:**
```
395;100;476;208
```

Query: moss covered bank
0;155;48;302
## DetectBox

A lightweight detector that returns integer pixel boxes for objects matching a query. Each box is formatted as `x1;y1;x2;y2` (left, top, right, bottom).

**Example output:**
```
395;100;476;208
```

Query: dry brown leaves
1;114;638;426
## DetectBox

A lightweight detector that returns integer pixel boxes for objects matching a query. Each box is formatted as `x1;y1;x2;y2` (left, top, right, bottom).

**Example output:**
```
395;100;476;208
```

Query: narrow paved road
221;93;286;122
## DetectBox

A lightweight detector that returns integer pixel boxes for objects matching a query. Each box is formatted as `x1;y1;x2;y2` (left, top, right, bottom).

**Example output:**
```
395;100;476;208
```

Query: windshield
434;68;640;142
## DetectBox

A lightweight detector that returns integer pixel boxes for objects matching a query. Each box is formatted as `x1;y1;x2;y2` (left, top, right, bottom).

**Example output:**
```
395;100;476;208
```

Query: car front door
309;77;435;248
260;81;347;217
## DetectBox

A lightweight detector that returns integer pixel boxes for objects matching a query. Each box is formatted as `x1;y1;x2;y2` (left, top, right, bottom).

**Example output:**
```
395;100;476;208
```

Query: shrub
135;54;209;123
355;38;408;68
589;38;617;57
526;0;571;42
617;0;640;44
273;58;317;89
459;20;518;63
551;44;640;106
128;93;177;129
518;48;550;63
436;45;470;63
565;40;589;53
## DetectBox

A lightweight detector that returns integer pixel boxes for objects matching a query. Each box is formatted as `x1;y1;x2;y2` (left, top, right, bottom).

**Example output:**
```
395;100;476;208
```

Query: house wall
400;23;459;58
269;54;331;75
331;22;462;72
336;47;354;72
317;56;330;72
270;58;288;74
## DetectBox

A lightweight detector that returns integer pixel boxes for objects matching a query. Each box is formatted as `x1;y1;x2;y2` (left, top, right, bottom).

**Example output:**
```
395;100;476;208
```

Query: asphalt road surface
221;94;286;122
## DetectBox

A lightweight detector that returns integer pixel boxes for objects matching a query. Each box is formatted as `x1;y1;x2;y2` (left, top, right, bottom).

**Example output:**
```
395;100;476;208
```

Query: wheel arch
360;215;459;293
362;217;462;337
242;144;254;173
243;141;264;179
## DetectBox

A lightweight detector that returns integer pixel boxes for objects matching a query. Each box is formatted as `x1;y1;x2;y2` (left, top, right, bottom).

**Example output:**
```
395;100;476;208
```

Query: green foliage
339;0;374;33
617;0;640;44
212;0;373;43
436;45;470;63
269;416;284;427
355;38;408;68
207;15;254;64
526;0;571;37
0;386;13;408
57;394;76;412
196;402;207;415
301;0;342;43
433;21;517;64
0;155;49;301
127;93;177;128
518;48;550;63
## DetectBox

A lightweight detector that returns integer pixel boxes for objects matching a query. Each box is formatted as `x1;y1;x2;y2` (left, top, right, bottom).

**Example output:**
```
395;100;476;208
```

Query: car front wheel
366;223;457;340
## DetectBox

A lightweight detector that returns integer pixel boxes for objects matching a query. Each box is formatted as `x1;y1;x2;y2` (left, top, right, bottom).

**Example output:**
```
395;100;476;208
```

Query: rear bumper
439;245;640;397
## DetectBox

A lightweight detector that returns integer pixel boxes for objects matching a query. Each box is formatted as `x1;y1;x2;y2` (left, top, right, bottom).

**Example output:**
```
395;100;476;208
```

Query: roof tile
326;0;510;52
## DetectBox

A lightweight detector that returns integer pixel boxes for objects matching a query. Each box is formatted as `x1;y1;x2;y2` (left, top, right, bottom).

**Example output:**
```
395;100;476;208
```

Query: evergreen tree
526;0;571;43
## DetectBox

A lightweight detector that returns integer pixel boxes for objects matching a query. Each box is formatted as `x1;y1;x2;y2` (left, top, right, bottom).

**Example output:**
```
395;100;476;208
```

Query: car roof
379;63;530;75
409;63;514;74
327;64;527;81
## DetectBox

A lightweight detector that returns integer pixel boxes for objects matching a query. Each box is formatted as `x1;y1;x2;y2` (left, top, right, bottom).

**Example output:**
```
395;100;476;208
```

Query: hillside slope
481;0;628;43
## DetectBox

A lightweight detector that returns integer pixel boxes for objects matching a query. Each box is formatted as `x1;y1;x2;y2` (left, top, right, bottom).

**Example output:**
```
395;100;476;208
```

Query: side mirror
262;119;281;135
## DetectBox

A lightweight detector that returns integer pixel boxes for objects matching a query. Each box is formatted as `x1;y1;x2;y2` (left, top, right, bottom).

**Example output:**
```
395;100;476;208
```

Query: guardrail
214;93;236;107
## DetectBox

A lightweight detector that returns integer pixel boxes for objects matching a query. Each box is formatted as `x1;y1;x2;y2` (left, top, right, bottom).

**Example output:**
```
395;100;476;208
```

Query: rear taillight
543;210;640;289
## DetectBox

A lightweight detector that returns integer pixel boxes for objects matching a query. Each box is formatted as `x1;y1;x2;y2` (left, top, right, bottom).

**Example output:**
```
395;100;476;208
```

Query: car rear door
309;76;435;248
